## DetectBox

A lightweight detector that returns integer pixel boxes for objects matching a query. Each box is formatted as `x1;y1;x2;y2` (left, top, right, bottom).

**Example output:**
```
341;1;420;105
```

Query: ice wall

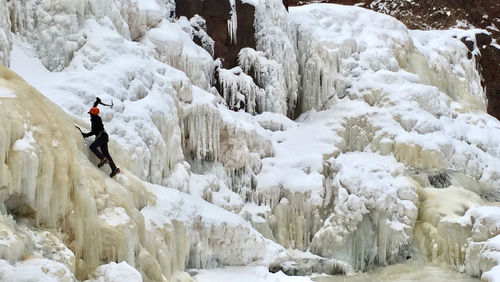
0;65;178;280
4;0;224;184
250;3;499;275
9;16;190;185
179;87;273;200
0;65;284;281
1;0;500;280
4;7;282;278
169;2;499;278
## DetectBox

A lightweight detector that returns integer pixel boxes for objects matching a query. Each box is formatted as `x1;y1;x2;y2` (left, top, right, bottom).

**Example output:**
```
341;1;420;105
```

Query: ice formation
246;0;299;117
311;153;419;271
143;18;215;91
0;65;284;281
238;48;288;115
1;0;500;281
228;0;238;45
217;66;264;113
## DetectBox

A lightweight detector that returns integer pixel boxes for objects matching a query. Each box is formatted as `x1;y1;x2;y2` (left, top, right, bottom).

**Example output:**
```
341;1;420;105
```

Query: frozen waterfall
1;0;500;281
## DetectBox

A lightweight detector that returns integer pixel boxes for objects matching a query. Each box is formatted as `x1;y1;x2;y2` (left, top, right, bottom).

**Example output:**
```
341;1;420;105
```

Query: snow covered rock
85;261;141;282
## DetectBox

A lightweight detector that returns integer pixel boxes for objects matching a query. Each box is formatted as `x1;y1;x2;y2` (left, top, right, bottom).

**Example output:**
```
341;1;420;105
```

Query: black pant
89;132;117;171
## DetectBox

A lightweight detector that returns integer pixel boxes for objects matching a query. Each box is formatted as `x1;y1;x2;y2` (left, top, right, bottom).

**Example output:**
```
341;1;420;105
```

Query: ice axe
94;97;113;109
75;125;84;135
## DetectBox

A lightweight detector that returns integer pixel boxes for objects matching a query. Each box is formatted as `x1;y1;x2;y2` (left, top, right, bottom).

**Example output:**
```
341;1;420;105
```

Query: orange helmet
88;107;100;115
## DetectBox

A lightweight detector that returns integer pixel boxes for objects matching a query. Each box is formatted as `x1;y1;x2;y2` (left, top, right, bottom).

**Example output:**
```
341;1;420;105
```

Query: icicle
227;0;238;45
180;103;222;161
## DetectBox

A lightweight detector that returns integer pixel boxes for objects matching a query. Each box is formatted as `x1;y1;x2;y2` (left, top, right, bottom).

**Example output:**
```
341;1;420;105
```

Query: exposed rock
476;32;492;48
480;43;500;119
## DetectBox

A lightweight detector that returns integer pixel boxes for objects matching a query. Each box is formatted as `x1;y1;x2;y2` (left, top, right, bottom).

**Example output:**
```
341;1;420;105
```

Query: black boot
98;157;109;168
110;168;120;178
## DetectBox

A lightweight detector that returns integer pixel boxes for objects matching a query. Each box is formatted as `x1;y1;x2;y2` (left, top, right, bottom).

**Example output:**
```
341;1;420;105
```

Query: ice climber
79;98;120;177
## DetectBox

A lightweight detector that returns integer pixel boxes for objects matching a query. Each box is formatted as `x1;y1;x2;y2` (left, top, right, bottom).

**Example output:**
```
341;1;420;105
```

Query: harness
96;130;107;139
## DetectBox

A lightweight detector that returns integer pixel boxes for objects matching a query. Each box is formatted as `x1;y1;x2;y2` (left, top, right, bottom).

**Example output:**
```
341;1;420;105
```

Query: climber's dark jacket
83;115;105;138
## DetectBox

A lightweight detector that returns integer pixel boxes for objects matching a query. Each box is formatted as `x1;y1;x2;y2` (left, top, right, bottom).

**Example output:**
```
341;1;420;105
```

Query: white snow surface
85;262;141;282
0;258;75;282
0;0;499;281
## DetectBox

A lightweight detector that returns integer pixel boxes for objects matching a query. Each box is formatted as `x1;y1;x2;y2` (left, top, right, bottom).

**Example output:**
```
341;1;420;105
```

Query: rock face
285;0;500;120
175;0;256;68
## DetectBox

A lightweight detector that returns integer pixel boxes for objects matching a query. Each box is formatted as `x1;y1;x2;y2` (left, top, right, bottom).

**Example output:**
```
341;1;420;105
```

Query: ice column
228;0;238;44
252;0;299;117
180;103;222;161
